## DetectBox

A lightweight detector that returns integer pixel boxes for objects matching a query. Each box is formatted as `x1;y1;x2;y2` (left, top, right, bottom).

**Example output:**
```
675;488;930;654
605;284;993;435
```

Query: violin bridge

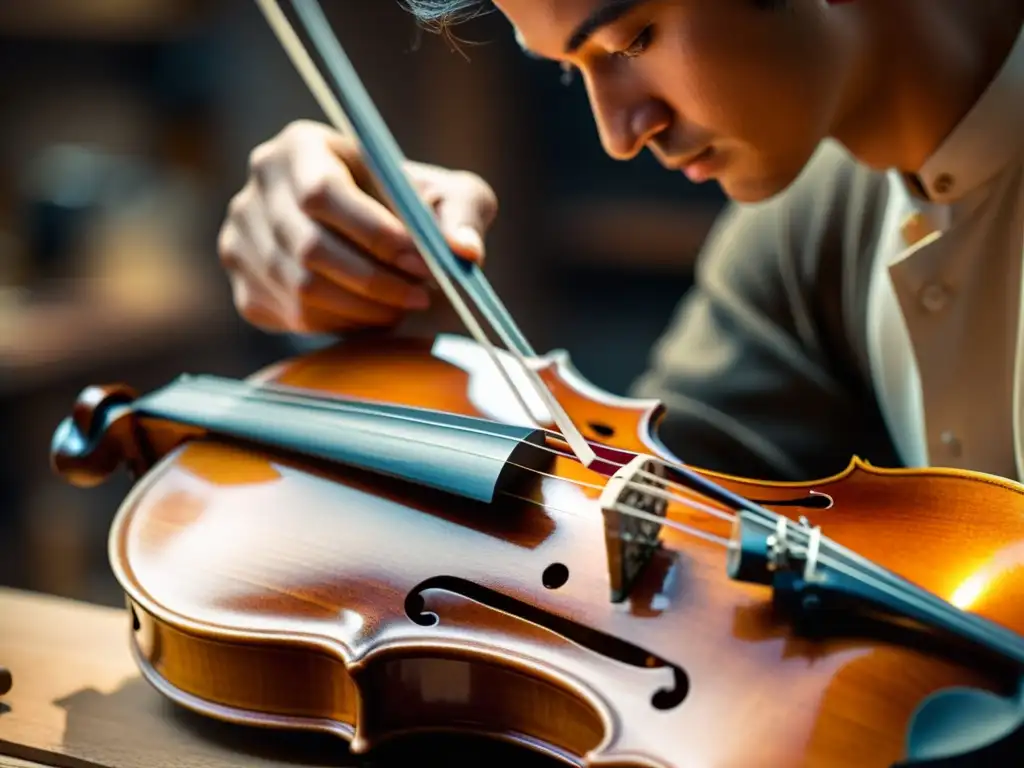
598;454;668;603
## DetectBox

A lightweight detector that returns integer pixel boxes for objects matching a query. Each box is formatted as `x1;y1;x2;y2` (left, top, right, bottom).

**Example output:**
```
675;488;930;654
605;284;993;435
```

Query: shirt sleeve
629;141;902;481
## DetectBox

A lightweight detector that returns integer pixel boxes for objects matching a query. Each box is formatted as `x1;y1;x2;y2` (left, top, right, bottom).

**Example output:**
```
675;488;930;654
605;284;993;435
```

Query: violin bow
253;0;596;467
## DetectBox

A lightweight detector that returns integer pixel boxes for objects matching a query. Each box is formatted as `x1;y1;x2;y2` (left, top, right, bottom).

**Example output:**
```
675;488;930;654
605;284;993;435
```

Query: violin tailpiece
599;455;668;603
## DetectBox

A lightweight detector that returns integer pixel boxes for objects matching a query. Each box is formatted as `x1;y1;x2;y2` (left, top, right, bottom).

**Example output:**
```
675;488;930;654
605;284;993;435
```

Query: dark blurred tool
0;665;12;697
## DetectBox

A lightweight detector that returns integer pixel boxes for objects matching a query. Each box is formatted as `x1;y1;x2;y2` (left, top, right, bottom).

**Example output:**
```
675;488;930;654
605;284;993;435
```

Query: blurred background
0;0;725;607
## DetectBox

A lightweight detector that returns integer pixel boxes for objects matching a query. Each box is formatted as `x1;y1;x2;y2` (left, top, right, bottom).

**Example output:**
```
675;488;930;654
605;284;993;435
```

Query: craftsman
216;0;1024;482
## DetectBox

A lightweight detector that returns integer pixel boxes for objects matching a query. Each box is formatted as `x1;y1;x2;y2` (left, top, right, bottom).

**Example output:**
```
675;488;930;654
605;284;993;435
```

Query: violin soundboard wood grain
0;588;556;768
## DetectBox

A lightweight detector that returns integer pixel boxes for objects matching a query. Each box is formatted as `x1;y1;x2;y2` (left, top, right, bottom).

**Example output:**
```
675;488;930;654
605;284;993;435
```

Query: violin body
51;334;1024;768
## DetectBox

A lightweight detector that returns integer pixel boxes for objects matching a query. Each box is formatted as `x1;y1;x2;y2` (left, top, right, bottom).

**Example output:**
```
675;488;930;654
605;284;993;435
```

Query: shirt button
919;282;950;312
940;430;962;457
933;173;955;195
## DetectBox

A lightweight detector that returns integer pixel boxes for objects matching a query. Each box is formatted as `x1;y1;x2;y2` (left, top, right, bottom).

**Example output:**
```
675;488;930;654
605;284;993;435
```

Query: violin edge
119;590;627;768
714;454;1024;496
291;333;1024;499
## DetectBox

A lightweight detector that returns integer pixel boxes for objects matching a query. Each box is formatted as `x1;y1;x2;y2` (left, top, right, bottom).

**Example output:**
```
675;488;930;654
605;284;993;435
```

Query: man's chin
717;166;803;205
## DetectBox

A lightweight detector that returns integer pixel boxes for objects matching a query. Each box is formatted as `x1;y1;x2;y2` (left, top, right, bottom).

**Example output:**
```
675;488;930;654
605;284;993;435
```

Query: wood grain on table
0;588;558;768
0;587;353;768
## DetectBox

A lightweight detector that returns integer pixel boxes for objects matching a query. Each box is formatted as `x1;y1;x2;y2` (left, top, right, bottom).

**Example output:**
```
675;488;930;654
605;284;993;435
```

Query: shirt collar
910;22;1024;204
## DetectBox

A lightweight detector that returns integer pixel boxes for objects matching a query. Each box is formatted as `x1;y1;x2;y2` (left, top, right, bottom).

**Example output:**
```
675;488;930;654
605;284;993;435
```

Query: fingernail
396;252;432;278
450;226;484;260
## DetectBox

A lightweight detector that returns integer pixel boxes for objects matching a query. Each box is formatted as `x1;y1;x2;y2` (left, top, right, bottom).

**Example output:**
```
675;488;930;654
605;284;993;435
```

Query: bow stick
253;0;596;467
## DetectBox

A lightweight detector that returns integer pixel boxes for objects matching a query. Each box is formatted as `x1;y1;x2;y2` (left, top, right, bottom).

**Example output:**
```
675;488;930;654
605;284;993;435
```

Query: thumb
435;185;495;266
445;222;486;265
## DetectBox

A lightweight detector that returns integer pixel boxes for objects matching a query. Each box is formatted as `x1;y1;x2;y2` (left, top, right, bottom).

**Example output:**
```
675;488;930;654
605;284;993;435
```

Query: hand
217;119;498;334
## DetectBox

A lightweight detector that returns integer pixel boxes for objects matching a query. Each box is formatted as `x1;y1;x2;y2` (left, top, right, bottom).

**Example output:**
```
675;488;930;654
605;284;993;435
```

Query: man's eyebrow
565;0;650;54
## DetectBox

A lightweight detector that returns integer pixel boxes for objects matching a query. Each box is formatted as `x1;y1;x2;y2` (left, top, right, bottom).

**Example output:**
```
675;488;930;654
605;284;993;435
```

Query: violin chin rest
903;684;1024;765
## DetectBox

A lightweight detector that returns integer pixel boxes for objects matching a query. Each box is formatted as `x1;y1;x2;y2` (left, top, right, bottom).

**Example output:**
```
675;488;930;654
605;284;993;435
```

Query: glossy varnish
52;334;1024;768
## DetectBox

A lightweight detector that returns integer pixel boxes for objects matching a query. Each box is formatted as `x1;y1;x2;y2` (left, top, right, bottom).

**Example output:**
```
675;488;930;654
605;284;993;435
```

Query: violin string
172;376;741;548
497;490;732;548
176;378;943;600
172;375;739;542
180;374;741;521
170;378;1000;644
179;375;739;521
787;538;1024;662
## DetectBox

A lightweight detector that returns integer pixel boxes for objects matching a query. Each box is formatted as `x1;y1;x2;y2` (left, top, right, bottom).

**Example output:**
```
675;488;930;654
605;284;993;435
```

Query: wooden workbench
0;588;558;768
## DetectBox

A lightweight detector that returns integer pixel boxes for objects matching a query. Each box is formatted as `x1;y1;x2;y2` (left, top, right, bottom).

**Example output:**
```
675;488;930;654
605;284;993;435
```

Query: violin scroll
50;383;143;488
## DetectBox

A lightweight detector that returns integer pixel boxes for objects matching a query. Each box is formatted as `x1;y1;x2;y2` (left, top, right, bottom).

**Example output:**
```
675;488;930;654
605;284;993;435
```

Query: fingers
221;211;407;334
264;177;431;312
289;269;407;330
409;164;497;266
220;119;502;338
230;185;295;309
219;219;290;332
287;135;432;281
436;172;498;264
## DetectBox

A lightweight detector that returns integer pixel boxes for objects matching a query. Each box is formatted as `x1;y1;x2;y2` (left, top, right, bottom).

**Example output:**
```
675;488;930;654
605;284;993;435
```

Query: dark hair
401;0;788;35
401;0;485;32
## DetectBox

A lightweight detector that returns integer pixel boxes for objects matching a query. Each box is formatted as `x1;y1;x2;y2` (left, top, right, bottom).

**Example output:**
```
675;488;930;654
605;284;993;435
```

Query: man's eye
614;24;654;59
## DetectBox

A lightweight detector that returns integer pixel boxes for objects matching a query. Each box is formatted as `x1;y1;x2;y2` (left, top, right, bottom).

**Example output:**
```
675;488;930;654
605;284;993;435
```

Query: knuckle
331;132;361;166
230;275;286;332
292;228;324;270
456;169;490;194
455;170;498;216
282;118;320;142
291;266;319;300
251;121;319;179
216;224;241;268
247;141;275;179
225;187;250;221
477;182;499;217
265;252;285;284
295;174;333;214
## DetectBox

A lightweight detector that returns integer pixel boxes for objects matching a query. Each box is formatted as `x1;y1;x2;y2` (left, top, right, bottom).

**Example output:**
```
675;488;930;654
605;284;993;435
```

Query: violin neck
133;375;553;503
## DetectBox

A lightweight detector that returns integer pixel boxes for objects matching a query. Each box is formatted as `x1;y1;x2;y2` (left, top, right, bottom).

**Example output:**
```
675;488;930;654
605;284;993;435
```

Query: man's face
495;0;852;202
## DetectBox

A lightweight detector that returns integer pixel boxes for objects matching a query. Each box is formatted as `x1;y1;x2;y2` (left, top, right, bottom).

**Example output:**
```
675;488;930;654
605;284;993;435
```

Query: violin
46;1;1024;766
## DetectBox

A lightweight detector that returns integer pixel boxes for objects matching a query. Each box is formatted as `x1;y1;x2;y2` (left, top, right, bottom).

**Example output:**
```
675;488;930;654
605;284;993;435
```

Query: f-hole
404;575;688;711
750;491;834;510
405;592;439;627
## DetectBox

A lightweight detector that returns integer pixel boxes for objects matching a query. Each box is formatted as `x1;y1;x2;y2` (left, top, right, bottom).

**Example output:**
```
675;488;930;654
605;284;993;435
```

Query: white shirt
866;23;1024;479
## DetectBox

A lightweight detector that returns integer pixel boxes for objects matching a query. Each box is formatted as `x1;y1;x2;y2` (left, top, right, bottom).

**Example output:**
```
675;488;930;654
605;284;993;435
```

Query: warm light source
947;541;1024;610
950;573;989;610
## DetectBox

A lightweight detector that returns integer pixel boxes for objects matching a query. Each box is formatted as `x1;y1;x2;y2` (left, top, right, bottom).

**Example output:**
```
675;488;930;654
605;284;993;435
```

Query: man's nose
596;95;673;161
